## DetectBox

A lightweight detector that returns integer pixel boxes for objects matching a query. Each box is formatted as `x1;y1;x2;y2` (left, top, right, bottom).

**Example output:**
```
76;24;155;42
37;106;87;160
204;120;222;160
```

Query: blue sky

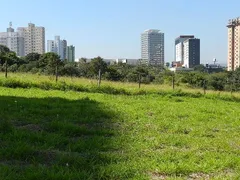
0;0;240;64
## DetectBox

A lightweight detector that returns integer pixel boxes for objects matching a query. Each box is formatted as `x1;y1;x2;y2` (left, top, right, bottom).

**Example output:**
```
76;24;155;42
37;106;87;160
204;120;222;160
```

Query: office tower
0;22;24;56
66;45;75;62
175;35;194;64
141;29;164;65
47;36;67;60
227;17;240;71
17;23;45;56
183;38;200;68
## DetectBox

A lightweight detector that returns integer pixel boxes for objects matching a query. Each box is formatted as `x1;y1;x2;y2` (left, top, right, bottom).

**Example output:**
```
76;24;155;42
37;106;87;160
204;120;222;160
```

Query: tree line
0;45;240;92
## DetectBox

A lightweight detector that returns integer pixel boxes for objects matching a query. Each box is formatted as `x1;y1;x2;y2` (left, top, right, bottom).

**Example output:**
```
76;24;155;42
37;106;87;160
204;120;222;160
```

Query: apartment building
0;23;24;56
17;23;45;56
227;17;240;71
47;36;67;60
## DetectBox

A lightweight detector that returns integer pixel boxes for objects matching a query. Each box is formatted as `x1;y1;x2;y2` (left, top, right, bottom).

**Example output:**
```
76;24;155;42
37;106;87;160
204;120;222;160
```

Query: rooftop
175;35;195;40
227;17;240;27
144;29;161;33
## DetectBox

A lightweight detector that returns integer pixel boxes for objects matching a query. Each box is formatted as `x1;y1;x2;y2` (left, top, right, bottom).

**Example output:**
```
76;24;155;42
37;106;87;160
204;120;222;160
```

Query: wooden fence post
98;69;102;87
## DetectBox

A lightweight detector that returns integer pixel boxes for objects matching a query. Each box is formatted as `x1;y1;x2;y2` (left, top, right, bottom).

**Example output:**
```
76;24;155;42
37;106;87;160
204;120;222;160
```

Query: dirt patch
188;173;210;180
213;169;235;178
149;172;168;180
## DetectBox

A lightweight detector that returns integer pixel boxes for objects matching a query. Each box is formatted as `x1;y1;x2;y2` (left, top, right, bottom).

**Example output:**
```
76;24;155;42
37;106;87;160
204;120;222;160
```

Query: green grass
0;72;240;99
0;73;240;179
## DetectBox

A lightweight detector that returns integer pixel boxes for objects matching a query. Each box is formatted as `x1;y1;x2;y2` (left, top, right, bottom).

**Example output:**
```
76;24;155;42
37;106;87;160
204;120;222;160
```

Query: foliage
194;64;206;72
104;66;123;81
38;52;63;75
0;45;10;65
60;63;80;77
208;72;227;91
25;52;41;62
1;50;240;92
89;56;107;76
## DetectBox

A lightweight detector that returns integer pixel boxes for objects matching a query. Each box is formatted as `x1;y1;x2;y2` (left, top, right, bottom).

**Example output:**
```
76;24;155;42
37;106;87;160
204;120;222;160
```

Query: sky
0;0;240;65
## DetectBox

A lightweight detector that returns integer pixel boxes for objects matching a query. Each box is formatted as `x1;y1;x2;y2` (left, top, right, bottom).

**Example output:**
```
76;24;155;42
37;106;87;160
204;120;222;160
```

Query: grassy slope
0;87;240;179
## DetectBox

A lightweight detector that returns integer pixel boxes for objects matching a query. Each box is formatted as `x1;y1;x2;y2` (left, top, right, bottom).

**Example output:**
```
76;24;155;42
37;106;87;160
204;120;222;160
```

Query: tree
79;57;87;63
38;52;62;74
89;56;107;77
165;62;170;68
38;52;63;81
209;72;227;91
78;58;90;77
25;53;41;62
126;65;149;87
105;66;123;81
60;63;80;77
0;45;10;78
194;64;205;72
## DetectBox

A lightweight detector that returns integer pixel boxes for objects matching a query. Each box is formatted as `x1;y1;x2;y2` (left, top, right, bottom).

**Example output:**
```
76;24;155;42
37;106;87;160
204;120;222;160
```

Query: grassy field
0;72;240;98
0;73;240;179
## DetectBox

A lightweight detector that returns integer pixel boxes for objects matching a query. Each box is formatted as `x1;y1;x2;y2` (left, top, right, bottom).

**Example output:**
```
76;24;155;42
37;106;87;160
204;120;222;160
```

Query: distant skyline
0;0;240;64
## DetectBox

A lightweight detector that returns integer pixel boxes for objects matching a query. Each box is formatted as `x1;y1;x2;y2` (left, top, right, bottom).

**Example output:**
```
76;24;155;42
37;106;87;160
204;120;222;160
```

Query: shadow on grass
0;96;120;180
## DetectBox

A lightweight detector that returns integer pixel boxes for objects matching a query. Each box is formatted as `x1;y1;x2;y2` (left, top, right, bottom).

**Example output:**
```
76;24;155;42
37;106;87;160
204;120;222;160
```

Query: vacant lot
0;86;240;179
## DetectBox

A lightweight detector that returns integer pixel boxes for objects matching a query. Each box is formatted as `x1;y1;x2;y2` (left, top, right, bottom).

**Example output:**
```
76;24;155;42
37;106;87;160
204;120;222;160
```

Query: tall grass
0;72;239;99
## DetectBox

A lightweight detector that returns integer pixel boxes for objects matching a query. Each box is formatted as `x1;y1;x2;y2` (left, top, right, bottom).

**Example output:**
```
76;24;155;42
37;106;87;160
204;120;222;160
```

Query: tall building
227;17;240;71
47;40;55;53
62;40;67;60
47;36;67;60
0;23;24;56
175;35;194;63
183;38;200;68
141;29;164;66
17;23;45;56
66;45;75;62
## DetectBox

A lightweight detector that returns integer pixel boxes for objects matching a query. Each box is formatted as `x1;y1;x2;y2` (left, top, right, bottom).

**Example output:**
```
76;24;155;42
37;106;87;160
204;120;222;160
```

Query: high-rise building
227;17;240;71
66;45;75;62
0;23;24;56
17;23;45;56
62;40;67;60
175;35;194;64
47;36;67;60
141;29;164;66
183;38;200;68
47;40;55;53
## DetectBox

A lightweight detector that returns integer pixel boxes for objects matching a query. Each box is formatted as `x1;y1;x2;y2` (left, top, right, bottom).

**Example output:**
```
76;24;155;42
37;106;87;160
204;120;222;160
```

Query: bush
0;78;31;88
209;73;227;91
8;64;18;72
